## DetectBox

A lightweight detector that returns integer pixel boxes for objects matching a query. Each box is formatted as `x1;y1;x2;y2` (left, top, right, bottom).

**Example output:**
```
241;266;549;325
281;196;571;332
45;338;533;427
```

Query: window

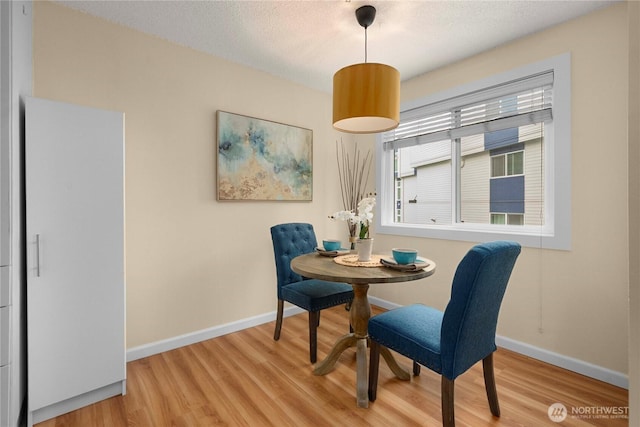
491;213;524;225
376;54;571;250
491;151;524;177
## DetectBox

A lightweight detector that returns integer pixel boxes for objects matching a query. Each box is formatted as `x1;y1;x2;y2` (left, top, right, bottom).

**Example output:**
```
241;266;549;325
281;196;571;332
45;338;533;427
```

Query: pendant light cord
364;27;368;63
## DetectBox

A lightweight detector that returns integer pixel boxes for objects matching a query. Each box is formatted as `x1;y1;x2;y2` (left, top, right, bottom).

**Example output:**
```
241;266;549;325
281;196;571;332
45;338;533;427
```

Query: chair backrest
270;223;318;298
440;241;521;379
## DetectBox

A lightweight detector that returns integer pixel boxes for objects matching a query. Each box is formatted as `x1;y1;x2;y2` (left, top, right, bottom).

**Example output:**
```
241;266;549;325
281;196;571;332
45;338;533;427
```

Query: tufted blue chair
368;241;521;427
270;223;354;363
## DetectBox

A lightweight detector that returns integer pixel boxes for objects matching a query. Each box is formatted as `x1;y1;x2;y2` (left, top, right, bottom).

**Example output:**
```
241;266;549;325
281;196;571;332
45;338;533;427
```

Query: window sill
376;221;570;250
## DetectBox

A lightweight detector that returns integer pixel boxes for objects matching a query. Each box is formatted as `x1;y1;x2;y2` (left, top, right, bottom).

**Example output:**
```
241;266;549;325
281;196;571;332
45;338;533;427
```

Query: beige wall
372;3;630;375
33;1;361;348
33;1;631;378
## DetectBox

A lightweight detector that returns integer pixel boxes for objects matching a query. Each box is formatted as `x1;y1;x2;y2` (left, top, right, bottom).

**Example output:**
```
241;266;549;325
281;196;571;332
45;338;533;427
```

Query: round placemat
334;254;383;267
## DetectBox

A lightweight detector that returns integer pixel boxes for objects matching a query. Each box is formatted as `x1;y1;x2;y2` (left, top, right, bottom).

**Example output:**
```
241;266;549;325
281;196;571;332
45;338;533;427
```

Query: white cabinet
0;364;9;427
0;266;9;309
0;306;8;366
26;97;126;425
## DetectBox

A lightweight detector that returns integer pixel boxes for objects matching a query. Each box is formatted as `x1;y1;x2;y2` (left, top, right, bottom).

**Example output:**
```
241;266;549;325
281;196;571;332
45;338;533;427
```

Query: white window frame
376;53;571;250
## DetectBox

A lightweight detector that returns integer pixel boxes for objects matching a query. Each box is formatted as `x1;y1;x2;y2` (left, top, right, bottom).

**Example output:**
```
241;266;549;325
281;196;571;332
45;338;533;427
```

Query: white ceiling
56;0;618;93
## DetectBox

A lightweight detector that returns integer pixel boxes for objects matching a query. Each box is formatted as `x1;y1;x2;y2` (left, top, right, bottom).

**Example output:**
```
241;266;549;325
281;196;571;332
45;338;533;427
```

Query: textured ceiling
56;0;618;93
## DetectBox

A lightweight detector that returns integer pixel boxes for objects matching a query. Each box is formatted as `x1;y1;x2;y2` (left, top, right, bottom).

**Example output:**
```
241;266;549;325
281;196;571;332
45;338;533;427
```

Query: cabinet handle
35;234;41;277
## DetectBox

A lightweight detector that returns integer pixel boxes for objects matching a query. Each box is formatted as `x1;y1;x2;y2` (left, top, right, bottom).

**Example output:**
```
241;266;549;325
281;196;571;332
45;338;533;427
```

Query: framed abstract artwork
216;111;313;201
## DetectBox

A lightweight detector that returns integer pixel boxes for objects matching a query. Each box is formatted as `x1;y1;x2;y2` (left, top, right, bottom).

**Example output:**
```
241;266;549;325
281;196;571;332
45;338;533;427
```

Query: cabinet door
26;97;125;414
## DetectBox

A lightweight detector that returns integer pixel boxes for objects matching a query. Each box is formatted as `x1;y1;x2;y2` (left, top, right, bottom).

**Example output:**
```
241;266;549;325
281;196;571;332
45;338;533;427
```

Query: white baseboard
126;305;304;362
495;335;628;389
28;381;125;426
368;296;403;311
368;296;629;389
127;297;628;390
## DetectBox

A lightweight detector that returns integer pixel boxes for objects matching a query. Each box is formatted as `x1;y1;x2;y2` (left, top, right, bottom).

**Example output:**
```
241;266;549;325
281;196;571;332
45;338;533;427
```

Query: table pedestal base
312;284;410;408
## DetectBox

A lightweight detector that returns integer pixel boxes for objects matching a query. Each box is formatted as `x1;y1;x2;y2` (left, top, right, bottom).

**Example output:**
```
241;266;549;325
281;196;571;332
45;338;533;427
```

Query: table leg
356;338;368;408
380;346;410;380
312;333;357;375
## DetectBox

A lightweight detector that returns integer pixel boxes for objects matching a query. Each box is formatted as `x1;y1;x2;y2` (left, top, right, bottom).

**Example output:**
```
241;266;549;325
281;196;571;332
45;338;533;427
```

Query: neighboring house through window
376;54;571;250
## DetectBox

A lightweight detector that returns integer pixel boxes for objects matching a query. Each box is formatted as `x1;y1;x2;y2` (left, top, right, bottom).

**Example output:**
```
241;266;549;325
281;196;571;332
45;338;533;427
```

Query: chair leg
274;300;284;341
441;377;455;427
483;353;501;417
413;361;421;376
368;341;381;401
346;301;353;332
309;311;319;363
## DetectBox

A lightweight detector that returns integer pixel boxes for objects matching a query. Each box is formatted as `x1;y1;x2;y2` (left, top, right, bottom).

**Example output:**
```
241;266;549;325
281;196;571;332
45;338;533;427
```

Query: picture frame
216;111;313;201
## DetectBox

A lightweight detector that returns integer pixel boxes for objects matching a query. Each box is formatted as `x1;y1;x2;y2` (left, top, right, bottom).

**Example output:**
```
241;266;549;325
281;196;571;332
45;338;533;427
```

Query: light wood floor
37;305;628;426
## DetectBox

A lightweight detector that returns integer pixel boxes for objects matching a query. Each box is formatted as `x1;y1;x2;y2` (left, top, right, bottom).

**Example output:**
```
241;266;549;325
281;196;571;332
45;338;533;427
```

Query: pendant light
333;5;400;134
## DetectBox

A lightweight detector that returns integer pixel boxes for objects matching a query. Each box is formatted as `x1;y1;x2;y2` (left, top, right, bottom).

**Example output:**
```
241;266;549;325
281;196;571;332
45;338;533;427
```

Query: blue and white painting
217;111;312;201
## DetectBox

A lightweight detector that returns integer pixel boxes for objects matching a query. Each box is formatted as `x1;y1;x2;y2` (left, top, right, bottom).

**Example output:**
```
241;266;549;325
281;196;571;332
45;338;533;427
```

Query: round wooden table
290;252;436;408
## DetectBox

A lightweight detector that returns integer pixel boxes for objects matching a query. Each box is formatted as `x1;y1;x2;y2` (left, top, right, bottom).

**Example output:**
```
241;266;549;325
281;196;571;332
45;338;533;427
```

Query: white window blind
382;71;553;151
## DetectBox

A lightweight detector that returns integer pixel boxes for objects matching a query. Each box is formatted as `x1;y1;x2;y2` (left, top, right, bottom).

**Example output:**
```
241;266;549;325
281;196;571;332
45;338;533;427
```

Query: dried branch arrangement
335;140;373;243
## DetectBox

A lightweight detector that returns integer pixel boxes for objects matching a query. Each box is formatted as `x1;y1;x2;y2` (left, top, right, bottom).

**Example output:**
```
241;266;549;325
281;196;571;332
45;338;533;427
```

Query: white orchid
330;196;376;239
330;209;359;224
357;197;375;223
356;197;376;238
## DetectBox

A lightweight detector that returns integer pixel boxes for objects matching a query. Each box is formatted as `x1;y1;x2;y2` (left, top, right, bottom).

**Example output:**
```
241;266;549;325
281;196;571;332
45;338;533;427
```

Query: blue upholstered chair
368;241;521;427
270;223;354;363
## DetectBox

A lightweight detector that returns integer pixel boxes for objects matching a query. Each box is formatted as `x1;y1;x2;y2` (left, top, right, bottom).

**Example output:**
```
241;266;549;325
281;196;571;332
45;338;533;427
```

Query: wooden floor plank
36;305;628;426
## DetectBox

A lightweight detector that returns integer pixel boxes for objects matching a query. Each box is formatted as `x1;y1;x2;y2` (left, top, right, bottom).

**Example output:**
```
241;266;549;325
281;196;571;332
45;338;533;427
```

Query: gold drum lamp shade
332;5;400;134
333;63;400;134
